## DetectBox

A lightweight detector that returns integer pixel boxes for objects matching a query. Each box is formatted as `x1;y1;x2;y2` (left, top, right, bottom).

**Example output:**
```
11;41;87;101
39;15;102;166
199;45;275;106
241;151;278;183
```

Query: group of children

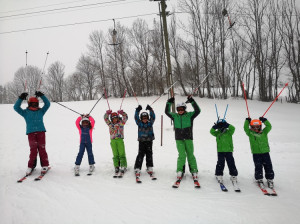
14;92;275;189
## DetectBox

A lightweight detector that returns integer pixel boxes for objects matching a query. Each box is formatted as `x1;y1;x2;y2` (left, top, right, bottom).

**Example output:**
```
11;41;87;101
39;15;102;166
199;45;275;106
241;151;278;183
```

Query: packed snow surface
1;96;300;224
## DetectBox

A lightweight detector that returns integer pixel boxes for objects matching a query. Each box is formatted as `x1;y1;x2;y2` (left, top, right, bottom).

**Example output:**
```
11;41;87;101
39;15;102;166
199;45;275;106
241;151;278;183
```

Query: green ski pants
110;138;127;168
176;139;198;173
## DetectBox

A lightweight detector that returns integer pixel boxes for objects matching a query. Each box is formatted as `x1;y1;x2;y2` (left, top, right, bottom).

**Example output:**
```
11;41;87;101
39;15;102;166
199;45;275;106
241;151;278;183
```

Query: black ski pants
215;152;238;176
252;152;274;180
134;141;153;170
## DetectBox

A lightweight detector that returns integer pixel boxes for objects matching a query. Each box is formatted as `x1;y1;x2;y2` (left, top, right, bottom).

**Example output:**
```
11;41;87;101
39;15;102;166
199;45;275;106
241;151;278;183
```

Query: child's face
251;125;261;133
82;121;90;127
177;107;185;115
141;117;148;123
112;118;118;124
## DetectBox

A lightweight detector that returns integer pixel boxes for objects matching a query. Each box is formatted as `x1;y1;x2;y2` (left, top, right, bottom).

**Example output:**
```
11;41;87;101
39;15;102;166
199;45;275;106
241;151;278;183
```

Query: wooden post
161;115;163;146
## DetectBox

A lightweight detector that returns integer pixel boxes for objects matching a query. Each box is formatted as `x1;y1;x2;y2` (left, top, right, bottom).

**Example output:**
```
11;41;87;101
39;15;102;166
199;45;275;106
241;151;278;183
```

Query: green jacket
244;120;272;154
210;124;235;152
165;100;200;140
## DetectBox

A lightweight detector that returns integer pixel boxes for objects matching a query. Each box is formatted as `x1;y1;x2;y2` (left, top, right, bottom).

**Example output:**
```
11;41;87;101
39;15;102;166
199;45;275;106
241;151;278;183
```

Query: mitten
117;110;123;115
246;117;251;122
136;105;142;111
186;95;194;103
19;92;28;100
259;117;267;122
35;91;44;97
106;110;112;115
146;105;152;111
167;97;175;103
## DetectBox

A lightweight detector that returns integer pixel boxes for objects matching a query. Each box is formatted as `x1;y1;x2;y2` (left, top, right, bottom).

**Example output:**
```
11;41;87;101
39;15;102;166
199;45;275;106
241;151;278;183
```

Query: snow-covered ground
0;95;300;224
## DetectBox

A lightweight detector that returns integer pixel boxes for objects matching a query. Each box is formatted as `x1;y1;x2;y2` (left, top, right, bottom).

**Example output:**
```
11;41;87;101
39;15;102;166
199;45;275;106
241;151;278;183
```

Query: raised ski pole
215;104;219;120
103;87;111;110
54;101;82;115
37;52;49;91
188;73;211;97
223;104;229;120
24;50;28;93
125;72;139;105
119;89;127;110
89;94;104;115
261;83;288;117
242;82;250;118
151;81;178;106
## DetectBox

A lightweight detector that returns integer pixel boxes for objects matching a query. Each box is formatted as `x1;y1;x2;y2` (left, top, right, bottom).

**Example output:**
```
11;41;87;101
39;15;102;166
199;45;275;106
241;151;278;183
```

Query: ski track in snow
1;96;300;224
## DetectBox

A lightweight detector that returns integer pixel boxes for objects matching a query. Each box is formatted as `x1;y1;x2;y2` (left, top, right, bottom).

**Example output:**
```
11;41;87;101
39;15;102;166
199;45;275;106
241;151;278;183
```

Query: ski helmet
176;102;186;111
250;119;262;126
28;97;39;104
140;112;149;120
81;117;90;123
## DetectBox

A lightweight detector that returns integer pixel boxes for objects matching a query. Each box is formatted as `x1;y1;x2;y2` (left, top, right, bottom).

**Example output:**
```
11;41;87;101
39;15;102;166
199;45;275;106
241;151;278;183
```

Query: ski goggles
251;125;261;130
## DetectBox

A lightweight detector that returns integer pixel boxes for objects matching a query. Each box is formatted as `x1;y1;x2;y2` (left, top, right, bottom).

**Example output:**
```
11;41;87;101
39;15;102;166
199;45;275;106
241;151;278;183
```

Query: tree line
0;0;299;104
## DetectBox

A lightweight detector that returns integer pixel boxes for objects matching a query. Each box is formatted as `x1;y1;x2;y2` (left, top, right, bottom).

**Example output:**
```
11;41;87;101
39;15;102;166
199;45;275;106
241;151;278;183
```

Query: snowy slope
0;96;300;224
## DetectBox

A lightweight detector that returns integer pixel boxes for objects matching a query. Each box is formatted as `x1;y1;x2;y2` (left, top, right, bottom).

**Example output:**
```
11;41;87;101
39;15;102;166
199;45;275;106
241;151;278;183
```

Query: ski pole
119;89;127;110
189;73;211;97
37;52;49;91
24;50;28;92
124;72;139;105
261;83;288;117
151;81;178;106
88;94;104;115
241;82;250;118
54;101;81;115
223;104;229;120
103;87;111;110
215;104;219;121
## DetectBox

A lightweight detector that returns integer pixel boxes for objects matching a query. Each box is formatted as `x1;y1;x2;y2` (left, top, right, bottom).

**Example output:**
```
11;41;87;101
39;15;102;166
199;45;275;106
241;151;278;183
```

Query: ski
194;180;201;188
219;182;228;192
147;172;157;180
87;171;93;176
17;169;35;183
232;181;241;192
268;188;277;196
118;172;124;178
257;181;270;196
34;167;51;181
113;172;119;178
136;174;142;184
172;178;182;188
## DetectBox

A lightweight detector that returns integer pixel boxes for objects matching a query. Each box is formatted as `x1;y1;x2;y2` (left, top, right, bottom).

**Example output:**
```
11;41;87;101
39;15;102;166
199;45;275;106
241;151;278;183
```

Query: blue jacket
14;95;51;134
135;109;155;141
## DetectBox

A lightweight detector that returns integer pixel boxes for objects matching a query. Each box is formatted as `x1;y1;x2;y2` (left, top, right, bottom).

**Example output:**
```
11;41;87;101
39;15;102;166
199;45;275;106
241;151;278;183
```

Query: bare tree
45;61;65;101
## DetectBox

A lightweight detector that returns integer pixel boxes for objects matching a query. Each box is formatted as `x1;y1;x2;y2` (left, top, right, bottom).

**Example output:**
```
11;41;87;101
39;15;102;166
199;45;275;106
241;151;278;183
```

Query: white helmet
176;102;186;110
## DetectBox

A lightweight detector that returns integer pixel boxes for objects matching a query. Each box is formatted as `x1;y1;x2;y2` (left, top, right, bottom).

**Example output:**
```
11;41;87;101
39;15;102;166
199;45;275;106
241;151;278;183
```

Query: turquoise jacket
14;95;51;135
210;124;235;152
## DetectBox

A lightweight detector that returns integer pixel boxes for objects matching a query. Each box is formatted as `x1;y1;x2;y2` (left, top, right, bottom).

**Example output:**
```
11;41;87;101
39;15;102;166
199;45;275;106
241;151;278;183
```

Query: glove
186;95;194;103
223;122;229;129
246;117;251;122
136;105;142;111
19;92;28;100
117;110;123;115
167;97;175;103
146;104;152;111
35;91;44;97
106;110;112;115
259;117;267;122
212;123;218;129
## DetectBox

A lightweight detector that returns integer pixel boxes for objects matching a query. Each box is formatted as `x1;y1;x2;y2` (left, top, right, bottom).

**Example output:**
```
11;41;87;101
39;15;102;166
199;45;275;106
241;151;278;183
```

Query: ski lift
109;19;121;46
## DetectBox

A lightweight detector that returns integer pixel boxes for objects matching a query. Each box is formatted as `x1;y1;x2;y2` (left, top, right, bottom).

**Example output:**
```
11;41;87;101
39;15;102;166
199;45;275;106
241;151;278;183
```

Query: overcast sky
0;0;183;85
1;0;299;86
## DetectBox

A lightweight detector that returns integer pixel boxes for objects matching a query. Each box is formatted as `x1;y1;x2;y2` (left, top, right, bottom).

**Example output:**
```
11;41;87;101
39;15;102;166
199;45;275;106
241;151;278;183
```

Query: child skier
14;91;51;175
104;110;128;177
244;117;275;189
74;114;95;176
210;119;239;189
134;104;156;183
165;96;201;188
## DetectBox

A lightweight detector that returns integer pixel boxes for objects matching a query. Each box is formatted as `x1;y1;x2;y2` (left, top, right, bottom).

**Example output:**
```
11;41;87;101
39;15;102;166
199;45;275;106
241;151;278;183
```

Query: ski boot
74;165;80;176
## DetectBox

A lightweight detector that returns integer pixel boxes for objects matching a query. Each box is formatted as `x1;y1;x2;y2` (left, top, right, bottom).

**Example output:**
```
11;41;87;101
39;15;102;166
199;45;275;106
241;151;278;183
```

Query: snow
0;96;300;224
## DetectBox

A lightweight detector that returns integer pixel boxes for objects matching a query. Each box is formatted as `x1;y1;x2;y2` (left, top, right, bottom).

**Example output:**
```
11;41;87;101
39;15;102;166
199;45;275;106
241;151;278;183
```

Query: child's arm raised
104;111;112;126
75;116;82;130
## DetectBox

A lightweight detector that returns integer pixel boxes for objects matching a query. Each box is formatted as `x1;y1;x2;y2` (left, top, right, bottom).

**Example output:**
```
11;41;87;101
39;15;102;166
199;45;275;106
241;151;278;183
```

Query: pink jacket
76;116;95;143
